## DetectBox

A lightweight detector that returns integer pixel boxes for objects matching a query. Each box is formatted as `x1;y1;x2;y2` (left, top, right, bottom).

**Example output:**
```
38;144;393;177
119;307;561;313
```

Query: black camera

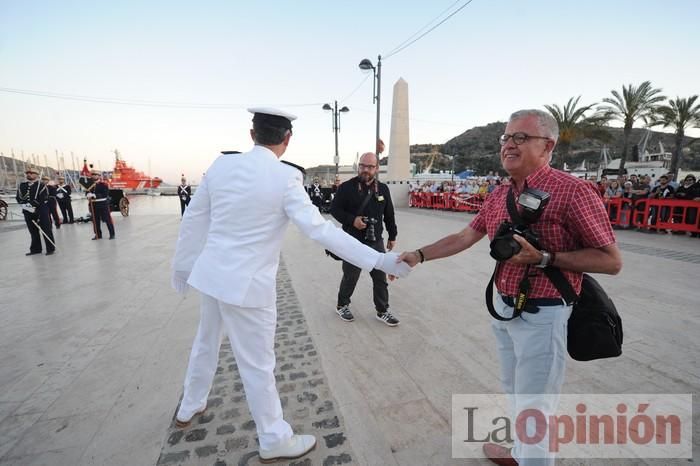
489;188;550;261
362;217;378;243
489;222;541;261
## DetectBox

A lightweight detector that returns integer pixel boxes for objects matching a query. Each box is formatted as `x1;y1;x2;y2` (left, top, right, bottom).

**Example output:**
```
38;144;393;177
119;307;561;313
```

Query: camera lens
489;237;521;261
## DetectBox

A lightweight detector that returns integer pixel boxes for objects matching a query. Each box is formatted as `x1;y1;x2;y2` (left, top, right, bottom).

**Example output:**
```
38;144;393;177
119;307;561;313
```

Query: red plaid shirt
470;165;616;298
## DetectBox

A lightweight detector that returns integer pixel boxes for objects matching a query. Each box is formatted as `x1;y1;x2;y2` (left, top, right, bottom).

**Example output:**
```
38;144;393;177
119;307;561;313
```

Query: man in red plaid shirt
399;109;622;466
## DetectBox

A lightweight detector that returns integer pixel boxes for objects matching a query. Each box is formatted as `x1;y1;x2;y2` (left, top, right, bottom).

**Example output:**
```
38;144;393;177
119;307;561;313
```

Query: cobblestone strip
157;259;354;466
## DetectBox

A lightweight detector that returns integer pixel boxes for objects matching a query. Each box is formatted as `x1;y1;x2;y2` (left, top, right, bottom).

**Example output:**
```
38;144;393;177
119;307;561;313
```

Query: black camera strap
506;186;578;305
485;187;537;321
356;187;373;218
505;186;525;224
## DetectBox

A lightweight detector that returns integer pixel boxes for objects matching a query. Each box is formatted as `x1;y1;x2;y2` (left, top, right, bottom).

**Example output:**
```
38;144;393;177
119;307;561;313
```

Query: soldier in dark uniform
307;177;323;210
42;175;62;229
330;151;400;326
79;170;115;240
16;166;56;255
56;175;74;224
177;176;192;216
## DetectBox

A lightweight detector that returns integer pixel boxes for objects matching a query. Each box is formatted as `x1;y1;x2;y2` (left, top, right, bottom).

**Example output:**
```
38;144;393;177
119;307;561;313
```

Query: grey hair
509;109;559;143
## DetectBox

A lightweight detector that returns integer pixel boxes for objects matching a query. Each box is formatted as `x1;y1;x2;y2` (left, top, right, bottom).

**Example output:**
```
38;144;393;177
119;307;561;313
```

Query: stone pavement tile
157;261;355;465
0;413;43;460
2;412;105;459
0;370;50;404
391;432;469;466
0;402;21;424
373;398;449;456
14;390;62;416
78;295;203;466
40;355;140;419
334;402;397;466
0;447;84;466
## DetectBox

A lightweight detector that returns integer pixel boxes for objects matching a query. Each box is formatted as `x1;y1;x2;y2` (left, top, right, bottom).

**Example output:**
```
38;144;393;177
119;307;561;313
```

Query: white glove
376;252;412;278
171;270;190;294
86;193;96;199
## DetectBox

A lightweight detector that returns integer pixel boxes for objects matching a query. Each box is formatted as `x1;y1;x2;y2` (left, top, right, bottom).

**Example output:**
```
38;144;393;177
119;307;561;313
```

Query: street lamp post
322;100;350;176
358;55;382;154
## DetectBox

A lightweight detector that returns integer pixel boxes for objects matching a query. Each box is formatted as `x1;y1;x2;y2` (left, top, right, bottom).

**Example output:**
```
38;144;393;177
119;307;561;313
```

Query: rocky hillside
408;122;700;175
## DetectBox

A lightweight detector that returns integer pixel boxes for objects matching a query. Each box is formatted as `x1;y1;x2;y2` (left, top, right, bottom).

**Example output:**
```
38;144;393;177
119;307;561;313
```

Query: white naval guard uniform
171;144;396;450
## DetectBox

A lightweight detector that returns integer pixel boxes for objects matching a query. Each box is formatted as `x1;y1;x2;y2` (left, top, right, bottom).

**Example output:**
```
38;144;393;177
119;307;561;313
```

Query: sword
31;219;57;250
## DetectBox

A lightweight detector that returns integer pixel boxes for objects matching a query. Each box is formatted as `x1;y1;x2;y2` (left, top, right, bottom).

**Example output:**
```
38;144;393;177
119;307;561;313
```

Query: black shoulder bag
325;187;373;261
542;268;623;362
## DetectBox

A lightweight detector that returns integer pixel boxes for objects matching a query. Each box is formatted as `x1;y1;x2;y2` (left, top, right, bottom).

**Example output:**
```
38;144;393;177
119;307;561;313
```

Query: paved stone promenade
157;261;354;466
1;198;698;465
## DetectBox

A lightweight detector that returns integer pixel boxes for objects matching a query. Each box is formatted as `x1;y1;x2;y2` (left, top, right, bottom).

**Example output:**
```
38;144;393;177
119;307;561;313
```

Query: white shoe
175;404;207;428
259;434;316;463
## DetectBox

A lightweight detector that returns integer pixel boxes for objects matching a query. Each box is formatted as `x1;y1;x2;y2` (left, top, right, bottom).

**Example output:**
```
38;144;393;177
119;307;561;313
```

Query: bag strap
355;183;374;217
541;267;578;306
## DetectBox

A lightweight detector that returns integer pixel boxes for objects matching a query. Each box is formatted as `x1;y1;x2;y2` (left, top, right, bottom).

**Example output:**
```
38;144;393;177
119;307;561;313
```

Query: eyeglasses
358;163;376;170
499;132;551;146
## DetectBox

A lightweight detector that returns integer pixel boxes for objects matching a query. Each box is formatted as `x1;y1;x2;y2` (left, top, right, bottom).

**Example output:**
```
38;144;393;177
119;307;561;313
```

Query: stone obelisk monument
386;78;411;207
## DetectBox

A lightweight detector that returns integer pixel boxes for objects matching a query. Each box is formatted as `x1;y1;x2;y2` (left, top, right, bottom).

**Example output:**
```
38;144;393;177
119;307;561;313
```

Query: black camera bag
542;269;623;361
325;189;373;261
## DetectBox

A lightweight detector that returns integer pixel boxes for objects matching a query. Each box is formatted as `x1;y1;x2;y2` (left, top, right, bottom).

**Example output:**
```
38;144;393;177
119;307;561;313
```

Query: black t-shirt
651;184;675;199
675;182;700;200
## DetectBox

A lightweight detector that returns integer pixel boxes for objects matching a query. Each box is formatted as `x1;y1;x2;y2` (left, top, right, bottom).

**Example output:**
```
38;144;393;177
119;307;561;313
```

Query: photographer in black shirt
330;152;400;326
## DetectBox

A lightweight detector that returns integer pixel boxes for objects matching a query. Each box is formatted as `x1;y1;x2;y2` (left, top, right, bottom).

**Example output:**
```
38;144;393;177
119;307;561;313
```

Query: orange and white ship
106;150;162;192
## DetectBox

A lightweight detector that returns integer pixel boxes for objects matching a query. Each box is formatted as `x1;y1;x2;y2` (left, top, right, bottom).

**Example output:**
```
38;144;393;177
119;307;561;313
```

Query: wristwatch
536;250;552;268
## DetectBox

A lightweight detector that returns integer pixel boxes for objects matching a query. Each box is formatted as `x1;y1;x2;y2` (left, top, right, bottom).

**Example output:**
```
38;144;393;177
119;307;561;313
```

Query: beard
359;172;374;183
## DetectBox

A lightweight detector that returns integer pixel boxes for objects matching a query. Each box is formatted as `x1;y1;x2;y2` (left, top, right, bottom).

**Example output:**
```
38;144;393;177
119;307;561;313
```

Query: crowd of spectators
409;174;503;197
587;172;700;236
410;171;700;237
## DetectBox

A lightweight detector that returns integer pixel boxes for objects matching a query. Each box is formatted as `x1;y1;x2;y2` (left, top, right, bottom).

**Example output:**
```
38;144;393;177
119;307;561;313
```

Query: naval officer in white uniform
171;108;411;463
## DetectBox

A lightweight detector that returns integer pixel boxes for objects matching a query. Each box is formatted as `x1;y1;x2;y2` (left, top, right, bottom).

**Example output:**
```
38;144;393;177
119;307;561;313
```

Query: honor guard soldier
56;175;74;224
42;175;62;229
307;177;323;210
177;176;192;216
79;170;115;240
171;107;410;463
16;166;56;255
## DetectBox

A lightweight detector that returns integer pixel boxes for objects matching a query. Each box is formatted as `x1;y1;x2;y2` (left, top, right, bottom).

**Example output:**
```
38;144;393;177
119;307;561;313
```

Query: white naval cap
248;107;297;130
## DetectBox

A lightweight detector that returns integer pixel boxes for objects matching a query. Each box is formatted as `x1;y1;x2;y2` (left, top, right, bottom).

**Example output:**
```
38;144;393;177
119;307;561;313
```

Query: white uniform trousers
177;292;293;450
491;294;572;466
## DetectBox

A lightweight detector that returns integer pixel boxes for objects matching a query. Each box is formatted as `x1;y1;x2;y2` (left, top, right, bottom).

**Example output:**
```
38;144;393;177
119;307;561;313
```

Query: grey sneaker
336;305;354;322
376;311;399;327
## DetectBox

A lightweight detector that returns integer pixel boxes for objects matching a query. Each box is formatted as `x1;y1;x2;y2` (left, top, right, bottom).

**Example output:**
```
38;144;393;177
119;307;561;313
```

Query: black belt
499;294;564;308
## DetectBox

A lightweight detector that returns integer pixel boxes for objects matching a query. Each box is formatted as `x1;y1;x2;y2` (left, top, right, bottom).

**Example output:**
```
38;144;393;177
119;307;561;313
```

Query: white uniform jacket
172;145;381;308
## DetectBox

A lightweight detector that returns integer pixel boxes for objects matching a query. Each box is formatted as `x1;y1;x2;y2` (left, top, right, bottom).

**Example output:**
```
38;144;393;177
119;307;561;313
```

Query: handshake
375;252;413;278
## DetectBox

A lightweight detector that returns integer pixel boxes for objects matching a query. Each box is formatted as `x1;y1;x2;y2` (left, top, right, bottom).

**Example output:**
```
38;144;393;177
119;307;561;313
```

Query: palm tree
649;96;700;177
599;81;665;175
544;96;610;167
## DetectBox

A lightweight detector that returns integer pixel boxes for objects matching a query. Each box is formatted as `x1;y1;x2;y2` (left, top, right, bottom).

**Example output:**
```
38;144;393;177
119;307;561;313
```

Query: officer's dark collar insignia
281;160;306;175
221;150;241;155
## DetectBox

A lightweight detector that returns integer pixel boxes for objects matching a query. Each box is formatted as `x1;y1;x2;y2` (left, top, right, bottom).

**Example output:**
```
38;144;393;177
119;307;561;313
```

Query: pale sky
1;0;699;184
